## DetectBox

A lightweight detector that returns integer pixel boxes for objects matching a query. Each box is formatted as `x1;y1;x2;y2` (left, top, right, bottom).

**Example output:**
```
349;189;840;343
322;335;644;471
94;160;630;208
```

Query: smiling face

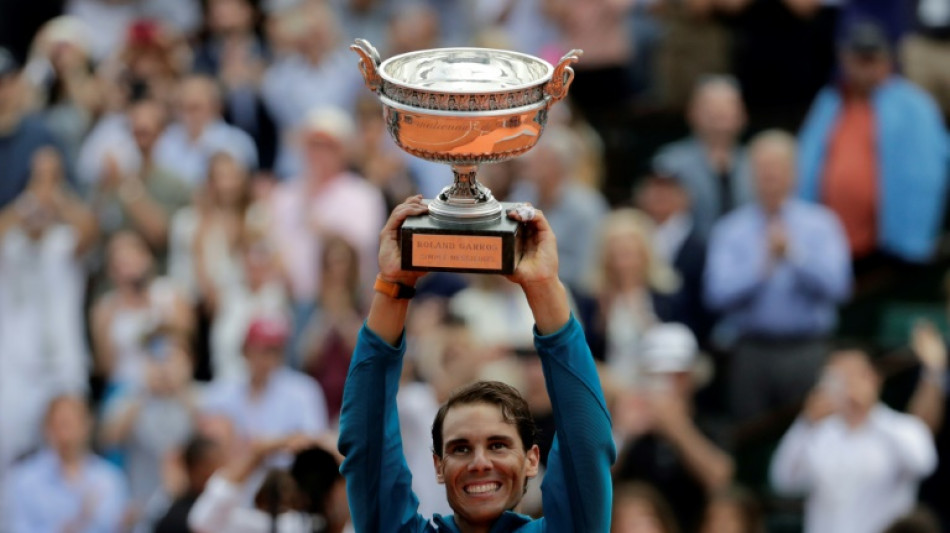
434;402;540;528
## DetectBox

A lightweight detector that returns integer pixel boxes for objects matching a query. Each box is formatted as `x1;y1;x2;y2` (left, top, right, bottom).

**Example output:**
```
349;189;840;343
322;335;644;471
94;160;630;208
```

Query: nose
467;449;492;472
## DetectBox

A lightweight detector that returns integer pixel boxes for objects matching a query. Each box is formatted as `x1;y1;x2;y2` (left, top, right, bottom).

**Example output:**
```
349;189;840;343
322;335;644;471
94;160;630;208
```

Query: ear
525;445;540;479
433;453;445;484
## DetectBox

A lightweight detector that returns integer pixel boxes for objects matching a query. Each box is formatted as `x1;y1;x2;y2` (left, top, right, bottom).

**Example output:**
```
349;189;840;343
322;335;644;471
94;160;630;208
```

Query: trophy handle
544;49;583;103
351;39;383;94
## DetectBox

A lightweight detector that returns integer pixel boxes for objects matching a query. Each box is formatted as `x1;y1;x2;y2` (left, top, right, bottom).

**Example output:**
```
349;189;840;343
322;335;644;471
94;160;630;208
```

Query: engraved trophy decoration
352;39;581;274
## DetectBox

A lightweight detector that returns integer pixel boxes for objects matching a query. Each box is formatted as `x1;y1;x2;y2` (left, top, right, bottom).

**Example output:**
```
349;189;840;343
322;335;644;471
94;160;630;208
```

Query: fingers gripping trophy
351;39;582;275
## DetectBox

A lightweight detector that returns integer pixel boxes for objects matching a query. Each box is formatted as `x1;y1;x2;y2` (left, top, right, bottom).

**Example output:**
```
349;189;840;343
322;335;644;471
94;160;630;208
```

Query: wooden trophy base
400;202;523;275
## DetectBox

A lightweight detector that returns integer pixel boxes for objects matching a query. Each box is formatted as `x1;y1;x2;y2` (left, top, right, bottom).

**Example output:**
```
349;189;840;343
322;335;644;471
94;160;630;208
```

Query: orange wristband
373;275;416;299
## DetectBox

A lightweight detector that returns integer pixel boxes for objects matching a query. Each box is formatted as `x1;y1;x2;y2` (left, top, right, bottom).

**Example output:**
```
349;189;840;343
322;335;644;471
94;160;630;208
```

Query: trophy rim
378;46;555;94
379;93;549;117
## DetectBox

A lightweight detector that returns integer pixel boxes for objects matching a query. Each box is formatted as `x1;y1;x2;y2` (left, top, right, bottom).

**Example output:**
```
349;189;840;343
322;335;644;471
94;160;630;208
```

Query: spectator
169;151;252;310
902;0;950;119
611;481;679;533
584;208;682;376
798;19;949;265
23;16;102;163
187;439;339;533
699;486;765;533
543;0;636;119
260;1;361;177
0;146;96;486
201;316;329;468
300;236;365;422
719;0;838;131
2;395;128;533
152;435;226;533
153;75;258;187
907;318;949;530
90;98;191;259
704;130;852;423
770;348;937;533
510;125;609;290
613;324;734;533
99;336;199;516
0;46;69;209
653;75;754;240
635;170;712;345
66;0;202;63
650;0;733;112
90;230;195;389
209;236;291;382
194;0;279;171
266;107;386;346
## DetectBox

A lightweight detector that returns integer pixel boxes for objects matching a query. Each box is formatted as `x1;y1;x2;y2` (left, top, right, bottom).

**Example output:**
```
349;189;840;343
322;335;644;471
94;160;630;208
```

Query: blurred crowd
0;0;949;532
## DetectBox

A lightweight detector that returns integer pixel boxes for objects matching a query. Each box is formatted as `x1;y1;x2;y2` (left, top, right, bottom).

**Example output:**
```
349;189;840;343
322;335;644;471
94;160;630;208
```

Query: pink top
269;171;386;303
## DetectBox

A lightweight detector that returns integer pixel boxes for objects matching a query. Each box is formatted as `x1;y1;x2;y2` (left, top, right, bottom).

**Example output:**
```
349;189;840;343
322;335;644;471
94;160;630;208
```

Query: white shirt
652;213;693;266
0;226;88;471
188;474;317;533
770;406;937;533
153;120;258;187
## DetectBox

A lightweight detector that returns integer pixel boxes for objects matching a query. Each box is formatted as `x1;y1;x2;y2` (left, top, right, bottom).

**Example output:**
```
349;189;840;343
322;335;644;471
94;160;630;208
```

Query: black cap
0;47;18;78
842;20;890;55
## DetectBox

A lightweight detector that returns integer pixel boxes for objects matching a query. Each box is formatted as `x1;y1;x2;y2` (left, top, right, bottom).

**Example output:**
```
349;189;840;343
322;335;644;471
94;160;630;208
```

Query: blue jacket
337;317;615;533
798;77;949;263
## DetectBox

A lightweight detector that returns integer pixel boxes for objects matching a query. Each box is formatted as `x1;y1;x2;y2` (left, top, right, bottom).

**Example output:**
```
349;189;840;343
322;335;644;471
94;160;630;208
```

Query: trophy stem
428;164;503;222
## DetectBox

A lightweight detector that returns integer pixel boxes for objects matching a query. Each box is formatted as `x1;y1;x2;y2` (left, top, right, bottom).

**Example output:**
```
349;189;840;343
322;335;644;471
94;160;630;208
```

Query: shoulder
788;200;842;228
277;368;324;397
654;137;697;161
710;205;756;239
87;454;127;488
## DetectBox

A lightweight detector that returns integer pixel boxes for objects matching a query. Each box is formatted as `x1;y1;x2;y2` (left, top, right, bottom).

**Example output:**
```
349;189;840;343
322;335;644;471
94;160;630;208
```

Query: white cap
639;323;698;374
300;106;356;146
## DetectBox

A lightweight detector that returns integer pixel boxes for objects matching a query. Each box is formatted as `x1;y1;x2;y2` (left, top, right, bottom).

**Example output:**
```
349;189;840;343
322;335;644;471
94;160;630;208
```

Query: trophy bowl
352;39;581;274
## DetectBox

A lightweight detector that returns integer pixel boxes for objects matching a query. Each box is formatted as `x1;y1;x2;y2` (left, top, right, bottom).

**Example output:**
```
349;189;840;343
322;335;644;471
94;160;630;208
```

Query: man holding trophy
337;41;614;532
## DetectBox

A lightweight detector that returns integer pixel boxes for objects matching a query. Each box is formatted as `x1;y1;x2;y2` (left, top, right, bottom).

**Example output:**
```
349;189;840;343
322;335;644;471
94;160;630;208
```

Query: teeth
465;482;500;494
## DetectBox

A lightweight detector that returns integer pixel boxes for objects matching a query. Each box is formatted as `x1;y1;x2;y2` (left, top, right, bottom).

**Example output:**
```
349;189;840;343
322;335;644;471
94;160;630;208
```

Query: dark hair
290;446;341;516
182;435;218;472
613;482;679;533
431;381;536;459
883;507;942;533
704;486;765;533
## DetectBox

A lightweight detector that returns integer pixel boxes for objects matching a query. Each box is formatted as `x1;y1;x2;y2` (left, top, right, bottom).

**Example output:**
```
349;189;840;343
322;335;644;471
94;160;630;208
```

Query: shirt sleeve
868;407;938;479
337;325;430;533
535;317;616;533
785;209;852;302
769;418;816;495
84;464;128;533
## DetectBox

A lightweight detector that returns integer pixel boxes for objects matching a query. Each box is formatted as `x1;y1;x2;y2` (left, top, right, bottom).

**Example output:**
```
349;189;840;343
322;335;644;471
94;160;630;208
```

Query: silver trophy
352;39;581;274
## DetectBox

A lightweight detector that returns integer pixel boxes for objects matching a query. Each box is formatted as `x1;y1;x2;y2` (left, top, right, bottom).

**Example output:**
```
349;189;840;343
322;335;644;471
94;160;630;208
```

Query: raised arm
507;206;616;532
338;196;430;533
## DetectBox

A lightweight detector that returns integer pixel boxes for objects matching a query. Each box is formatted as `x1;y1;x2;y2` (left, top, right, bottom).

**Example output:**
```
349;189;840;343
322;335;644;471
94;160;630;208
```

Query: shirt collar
432;511;533;532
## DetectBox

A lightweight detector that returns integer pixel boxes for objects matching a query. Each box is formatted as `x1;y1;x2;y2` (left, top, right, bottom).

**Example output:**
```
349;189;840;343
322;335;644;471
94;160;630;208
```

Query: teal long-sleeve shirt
337;316;615;533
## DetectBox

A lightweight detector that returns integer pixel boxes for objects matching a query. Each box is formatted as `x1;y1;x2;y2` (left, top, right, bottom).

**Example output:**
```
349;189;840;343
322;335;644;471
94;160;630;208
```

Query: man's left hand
505;203;558;287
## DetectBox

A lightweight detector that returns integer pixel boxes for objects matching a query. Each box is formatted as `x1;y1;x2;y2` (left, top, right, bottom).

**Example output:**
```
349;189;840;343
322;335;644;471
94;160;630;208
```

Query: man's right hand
378;195;429;287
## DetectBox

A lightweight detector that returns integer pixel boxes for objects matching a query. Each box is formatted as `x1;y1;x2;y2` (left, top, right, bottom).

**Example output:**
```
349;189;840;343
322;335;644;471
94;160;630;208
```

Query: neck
456;517;493;533
58;448;84;477
0;105;21;135
249;373;270;394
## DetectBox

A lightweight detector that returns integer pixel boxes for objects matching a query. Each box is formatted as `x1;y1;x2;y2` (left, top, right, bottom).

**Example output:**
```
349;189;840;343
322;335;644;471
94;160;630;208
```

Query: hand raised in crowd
802;384;837;424
912;319;948;374
377;194;429;287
